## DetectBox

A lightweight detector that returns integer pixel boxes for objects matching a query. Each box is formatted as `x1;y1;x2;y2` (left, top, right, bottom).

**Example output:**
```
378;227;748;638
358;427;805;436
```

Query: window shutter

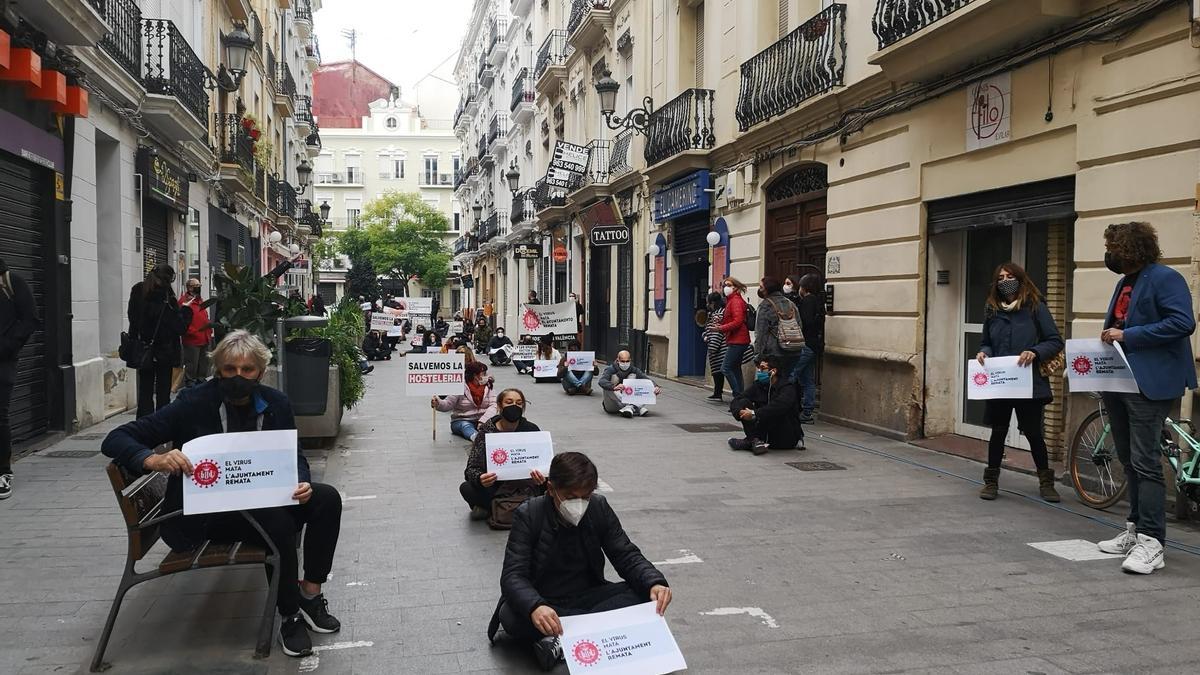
779;0;789;39
695;2;705;87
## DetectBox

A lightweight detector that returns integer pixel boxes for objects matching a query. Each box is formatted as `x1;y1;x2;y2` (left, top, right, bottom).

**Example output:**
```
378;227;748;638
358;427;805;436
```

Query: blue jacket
980;302;1063;400
1104;263;1197;401
102;379;309;549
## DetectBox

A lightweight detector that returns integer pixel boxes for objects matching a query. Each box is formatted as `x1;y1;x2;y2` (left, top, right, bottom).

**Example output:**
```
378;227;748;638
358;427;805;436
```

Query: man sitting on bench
101;329;344;658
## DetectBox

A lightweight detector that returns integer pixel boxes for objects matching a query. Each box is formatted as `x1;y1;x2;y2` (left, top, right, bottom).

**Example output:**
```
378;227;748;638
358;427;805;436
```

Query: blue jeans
789;346;818;414
722;344;749;396
1102;392;1172;544
450;419;479;441
562;369;593;394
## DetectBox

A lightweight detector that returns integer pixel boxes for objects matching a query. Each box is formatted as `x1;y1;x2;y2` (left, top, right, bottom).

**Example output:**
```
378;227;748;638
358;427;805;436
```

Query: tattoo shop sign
561;602;686;675
519;301;579;336
404;353;465;396
485;430;553;481
182;430;299;515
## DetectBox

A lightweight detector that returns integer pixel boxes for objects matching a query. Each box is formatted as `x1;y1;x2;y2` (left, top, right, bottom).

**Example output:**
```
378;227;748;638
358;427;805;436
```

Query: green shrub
293;297;366;409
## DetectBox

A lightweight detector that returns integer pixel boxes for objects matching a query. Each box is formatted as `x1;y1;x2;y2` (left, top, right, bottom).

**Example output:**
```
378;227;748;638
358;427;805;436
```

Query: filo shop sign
137;148;190;213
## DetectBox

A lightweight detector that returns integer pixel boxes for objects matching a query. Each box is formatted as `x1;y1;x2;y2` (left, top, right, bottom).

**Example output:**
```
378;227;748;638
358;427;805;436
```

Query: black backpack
744;301;757;332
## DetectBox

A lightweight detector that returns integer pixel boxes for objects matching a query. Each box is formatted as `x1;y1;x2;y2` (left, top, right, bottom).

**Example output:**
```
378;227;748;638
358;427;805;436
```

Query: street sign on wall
589;225;630;247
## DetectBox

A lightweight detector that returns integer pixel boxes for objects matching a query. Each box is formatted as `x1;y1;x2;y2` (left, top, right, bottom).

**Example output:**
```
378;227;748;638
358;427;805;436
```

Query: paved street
4;359;1200;674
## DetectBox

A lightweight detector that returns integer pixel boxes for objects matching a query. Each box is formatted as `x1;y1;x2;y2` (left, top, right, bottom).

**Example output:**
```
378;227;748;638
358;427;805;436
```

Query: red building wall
312;61;395;129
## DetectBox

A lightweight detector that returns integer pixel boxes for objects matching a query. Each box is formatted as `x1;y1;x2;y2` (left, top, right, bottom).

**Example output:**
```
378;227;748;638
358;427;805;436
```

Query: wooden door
766;196;827;281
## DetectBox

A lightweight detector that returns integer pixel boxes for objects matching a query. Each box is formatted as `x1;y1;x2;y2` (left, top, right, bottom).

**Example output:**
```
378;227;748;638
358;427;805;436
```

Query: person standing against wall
0;257;38;500
127;265;189;418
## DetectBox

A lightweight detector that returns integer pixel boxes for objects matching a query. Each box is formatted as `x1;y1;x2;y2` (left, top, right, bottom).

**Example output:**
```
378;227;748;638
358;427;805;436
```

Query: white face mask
722;286;733;297
783;283;794;294
557;497;589;526
617;361;631;371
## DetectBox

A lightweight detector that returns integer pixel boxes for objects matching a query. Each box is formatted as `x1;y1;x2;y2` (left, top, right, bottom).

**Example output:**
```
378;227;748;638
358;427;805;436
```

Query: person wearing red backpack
717;276;752;396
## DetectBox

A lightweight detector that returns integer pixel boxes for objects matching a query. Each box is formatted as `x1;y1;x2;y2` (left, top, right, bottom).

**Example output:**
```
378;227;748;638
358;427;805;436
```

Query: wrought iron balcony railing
274;179;298;219
249;9;263;52
254;165;266;202
608;129;633;178
295;95;314;125
510;68;534;111
872;0;974;50
577;139;610;187
479;211;509;242
142;18;209;123
645;88;716;166
534;177;568;210
511;190;536;225
488;113;509;144
277;63;297;98
489;17;509;51
214;113;254;173
535;30;570;80
736;4;846;132
306;126;322;151
454;236;468;255
568;0;610;37
98;0;142;84
294;0;313;23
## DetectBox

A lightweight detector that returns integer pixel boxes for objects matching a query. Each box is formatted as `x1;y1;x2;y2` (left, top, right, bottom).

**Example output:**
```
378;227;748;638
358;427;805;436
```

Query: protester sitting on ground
488;451;672;671
440;335;461;353
423;325;442;351
433;361;496;442
100;330;344;658
558;339;596;395
488;327;513;365
461;388;546;521
409;325;429;354
512;335;537;374
598;349;661;418
532;334;562;383
456;344;478;366
475;318;493;353
434;315;450;338
362;330;390;361
728;355;804;456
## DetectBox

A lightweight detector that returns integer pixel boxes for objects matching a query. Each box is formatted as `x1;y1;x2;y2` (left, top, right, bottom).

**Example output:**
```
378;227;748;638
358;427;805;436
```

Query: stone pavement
3;357;1200;675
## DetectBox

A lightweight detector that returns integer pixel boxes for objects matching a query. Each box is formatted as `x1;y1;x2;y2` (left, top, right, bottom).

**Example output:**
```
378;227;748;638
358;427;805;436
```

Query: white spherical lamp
289;244;301;256
268;231;282;245
647;243;660;257
705;231;720;247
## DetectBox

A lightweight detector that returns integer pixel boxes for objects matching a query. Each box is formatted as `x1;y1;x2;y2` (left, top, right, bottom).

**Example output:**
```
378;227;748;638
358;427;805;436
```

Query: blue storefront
653;170;712;377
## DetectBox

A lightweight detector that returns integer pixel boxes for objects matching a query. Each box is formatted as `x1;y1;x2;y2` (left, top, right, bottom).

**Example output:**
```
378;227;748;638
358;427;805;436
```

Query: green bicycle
1067;392;1200;516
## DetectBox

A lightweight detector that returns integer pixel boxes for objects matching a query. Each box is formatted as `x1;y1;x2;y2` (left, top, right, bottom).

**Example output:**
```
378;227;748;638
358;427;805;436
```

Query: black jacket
731;378;803;448
465;417;541;486
798;293;825;353
500;494;667;619
979;302;1063;400
0;268;38;362
127;283;190;367
101;379;310;549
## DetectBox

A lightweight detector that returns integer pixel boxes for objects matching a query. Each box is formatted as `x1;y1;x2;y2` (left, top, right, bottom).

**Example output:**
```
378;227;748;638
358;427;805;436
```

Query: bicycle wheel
1068;409;1128;509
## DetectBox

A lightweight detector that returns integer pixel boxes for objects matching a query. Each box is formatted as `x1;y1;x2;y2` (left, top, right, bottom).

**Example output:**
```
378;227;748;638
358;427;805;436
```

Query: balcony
736;4;846;133
567;0;613;51
140;19;210;141
487;113;509;154
488;17;510;66
569;139;612;205
274;179;299;229
510;68;536;123
479;211;509;244
478;136;495;169
274;63;297;116
420;173;454;187
315;169;363;186
294;95;314;135
19;0;108;46
304;36;321;73
870;0;1081;83
534;177;570;222
645;88;716;168
608;129;634;180
305;124;322;156
294;0;313;38
81;0;143;106
453;236;469;255
535;30;570;97
214;113;254;194
478;56;496;88
465;85;481;116
510;189;536;231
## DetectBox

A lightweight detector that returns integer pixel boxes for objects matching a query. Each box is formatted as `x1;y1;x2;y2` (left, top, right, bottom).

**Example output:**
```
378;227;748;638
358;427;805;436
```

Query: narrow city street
4;360;1200;674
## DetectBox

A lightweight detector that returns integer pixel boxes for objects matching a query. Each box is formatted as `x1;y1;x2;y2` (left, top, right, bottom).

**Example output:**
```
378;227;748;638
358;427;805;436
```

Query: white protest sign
405;353;465;396
534;360;559;378
520;301;579;336
450;321;464;335
369;313;395;332
485;431;554;481
560;601;686;675
566;351;595;371
1065;338;1140;393
490;344;515;357
409;314;432;330
513;344;538;361
392;297;433;319
966;355;1033;400
181;430;299;515
617;378;656;406
387;324;403;337
359;302;372;310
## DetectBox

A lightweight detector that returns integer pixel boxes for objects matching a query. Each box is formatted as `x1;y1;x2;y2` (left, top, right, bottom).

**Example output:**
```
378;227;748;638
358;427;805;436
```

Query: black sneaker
751;441;769;456
799;413;816;425
533;636;563;671
0;474;11;500
706;394;723;401
727;437;750;452
298;593;341;634
278;614;313;657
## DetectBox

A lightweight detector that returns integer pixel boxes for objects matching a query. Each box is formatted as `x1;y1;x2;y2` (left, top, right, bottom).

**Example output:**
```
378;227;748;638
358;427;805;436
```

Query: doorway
765;165;828;282
676;257;708;377
588;245;611;361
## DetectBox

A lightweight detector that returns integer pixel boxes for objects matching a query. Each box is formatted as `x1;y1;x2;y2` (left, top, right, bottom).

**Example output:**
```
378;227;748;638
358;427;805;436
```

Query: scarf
1000;299;1020;312
466;380;487;407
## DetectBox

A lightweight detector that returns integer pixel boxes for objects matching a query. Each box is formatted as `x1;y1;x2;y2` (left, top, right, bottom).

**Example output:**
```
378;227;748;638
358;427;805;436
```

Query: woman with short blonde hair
210;329;273;373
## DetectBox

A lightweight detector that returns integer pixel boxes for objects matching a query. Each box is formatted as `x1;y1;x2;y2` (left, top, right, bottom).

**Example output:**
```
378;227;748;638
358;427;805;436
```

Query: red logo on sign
622;385;634;395
491;448;508;465
192;459;220;488
1072;356;1093;375
568;358;576;366
522;308;541;331
572;640;600;666
972;372;989;387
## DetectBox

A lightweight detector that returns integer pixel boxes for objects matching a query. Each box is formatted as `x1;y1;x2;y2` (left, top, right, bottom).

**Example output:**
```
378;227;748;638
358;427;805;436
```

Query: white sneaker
1098;522;1137;554
1121;533;1165;574
619;405;634;418
0;473;11;500
638;406;649;417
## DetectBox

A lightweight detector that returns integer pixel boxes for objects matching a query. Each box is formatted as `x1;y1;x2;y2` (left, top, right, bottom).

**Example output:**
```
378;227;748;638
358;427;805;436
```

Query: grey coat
754;291;798;359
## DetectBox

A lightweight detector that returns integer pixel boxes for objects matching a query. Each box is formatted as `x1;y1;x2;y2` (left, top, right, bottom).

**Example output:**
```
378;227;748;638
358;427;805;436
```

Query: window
453;155;461;176
453;212;461;231
423;156;438;184
395;158;405;179
386;117;397;129
421;289;435;298
345;195;362;228
345;154;362;184
315;153;334;184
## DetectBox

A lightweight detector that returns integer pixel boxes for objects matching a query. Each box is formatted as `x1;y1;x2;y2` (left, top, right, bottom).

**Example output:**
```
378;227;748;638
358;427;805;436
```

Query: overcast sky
314;0;474;121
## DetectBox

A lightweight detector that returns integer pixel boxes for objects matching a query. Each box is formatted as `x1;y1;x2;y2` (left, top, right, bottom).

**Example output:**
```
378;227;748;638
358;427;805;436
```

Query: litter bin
282;316;331;416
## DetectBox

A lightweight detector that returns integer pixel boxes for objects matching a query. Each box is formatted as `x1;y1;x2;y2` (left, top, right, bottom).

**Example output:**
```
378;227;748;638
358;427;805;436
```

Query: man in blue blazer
1096;223;1196;575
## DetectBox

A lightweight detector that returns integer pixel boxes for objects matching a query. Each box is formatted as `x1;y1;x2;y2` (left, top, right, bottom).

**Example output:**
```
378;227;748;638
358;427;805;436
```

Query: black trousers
460;480;497;510
0;360;14;475
136;363;173;418
984;398;1049;470
203;482;342;616
499;582;643;642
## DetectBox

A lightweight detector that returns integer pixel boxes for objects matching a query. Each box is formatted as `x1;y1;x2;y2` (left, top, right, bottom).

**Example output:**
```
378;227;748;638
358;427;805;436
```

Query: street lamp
289;243;301;256
269;230;283;245
647;243;660;257
595;70;653;135
295;160;312;189
319;200;331;221
706;231;720;247
472;200;483;224
505;161;521;195
221;27;255;88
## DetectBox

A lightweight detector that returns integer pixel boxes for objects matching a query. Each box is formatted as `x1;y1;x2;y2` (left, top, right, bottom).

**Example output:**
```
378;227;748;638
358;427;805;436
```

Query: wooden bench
90;463;281;672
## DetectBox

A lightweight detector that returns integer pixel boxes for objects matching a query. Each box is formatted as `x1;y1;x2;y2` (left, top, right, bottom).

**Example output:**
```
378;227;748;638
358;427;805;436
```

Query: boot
1037;468;1061;503
979;468;1000;500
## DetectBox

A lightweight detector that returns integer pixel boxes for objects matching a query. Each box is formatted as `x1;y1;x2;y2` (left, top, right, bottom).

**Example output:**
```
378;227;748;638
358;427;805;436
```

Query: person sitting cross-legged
488;452;672;671
728;355;805;456
100;330;343;658
433;360;495;442
558;339;596;395
460;388;545;520
597;349;660;417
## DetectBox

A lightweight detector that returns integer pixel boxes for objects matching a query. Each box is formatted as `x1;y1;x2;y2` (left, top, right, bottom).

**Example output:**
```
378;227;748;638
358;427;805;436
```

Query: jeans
193;482;342;616
562;369;593;394
984;399;1049;470
498;582;643;642
136;364;173;418
1102;392;1172;544
788;346;818;414
0;361;14;475
181;344;209;385
450;419;479;441
722;344;749;396
459;480;497;510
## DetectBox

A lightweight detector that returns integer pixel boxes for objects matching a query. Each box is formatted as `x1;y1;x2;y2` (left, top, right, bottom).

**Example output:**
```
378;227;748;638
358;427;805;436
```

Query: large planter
263;366;343;443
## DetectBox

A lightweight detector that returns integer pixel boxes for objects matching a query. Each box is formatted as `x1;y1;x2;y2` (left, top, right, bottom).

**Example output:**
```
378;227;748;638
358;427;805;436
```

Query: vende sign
550;141;589;174
590;225;629;246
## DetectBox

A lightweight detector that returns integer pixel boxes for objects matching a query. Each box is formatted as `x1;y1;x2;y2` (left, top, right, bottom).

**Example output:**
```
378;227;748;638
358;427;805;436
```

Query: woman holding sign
461;388;547;521
432;361;495;442
975;262;1063;502
532;334;562;383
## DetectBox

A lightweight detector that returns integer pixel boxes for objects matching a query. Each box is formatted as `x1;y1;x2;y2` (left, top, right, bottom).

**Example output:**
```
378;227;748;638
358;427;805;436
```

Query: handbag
120;300;167;370
1033;306;1064;378
487;480;539;530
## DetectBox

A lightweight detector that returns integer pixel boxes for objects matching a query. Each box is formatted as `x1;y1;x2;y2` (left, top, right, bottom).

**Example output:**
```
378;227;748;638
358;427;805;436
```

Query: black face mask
219;375;257;403
996;278;1020;300
500;404;524;423
1104;252;1125;275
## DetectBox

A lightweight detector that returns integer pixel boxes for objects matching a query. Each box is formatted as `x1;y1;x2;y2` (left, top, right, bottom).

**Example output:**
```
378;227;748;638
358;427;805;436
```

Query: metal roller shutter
142;201;169;276
926;177;1075;234
0;153;50;442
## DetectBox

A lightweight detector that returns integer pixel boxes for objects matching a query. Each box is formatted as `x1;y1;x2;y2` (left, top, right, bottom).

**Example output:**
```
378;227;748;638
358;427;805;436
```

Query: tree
356;192;452;296
339;228;380;302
